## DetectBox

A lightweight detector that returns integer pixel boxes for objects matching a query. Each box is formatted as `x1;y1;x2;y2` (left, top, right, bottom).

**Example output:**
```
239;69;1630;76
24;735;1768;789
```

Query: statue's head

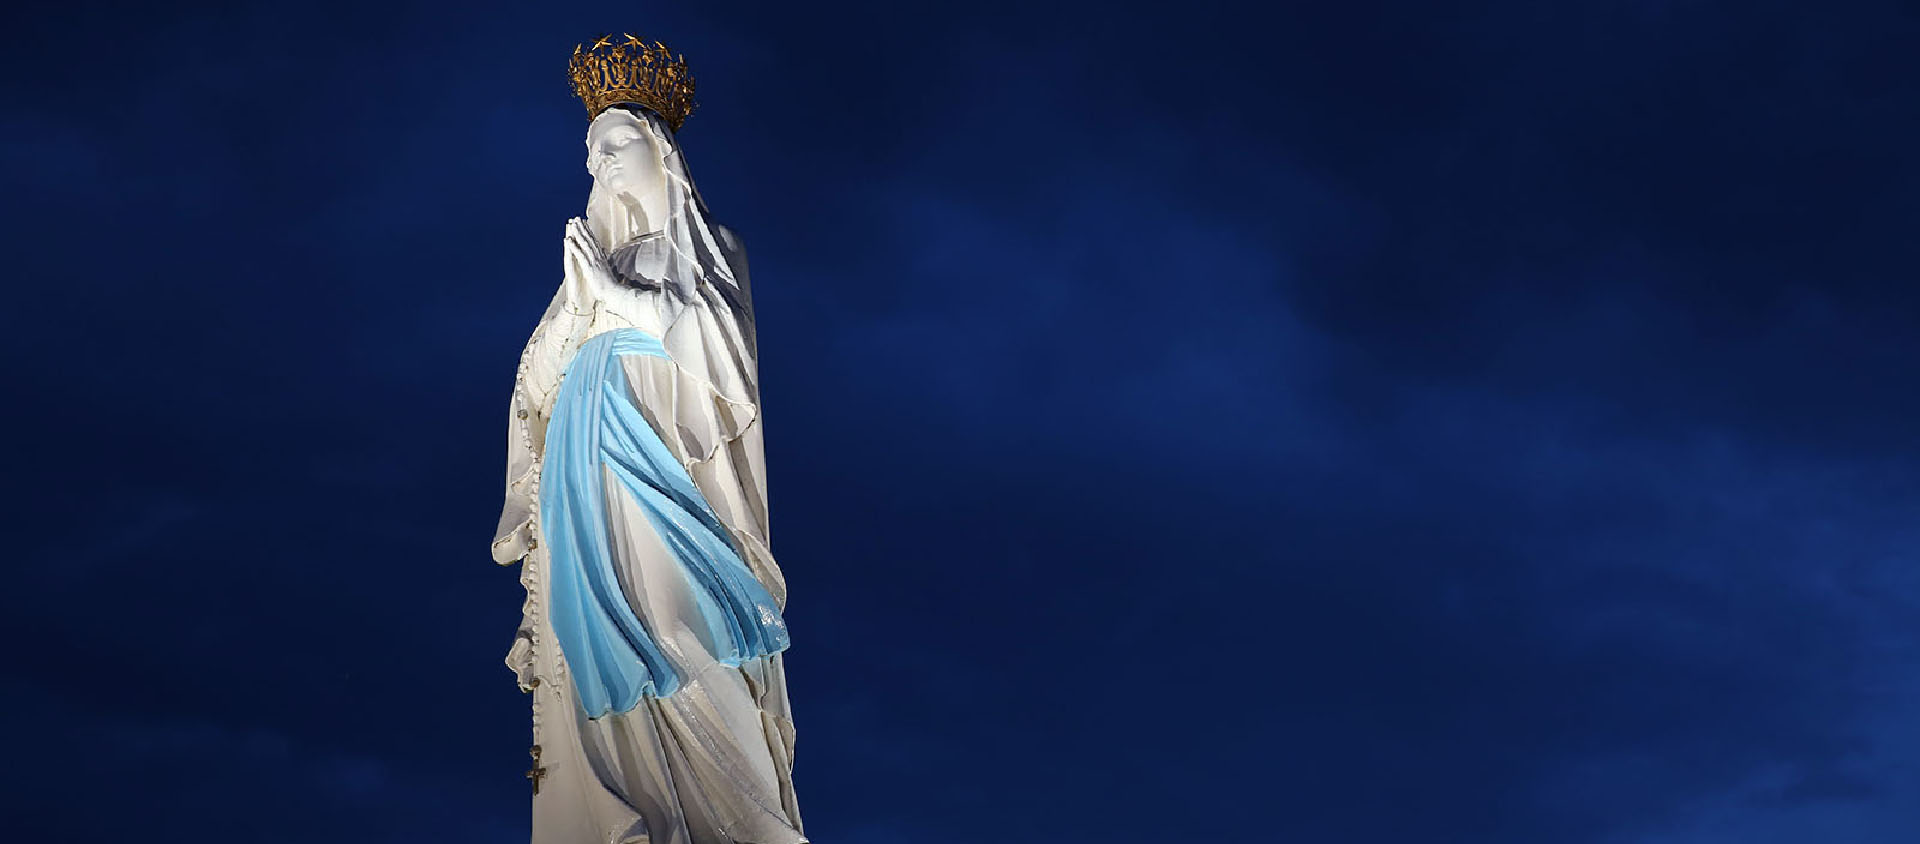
572;99;741;300
584;106;673;249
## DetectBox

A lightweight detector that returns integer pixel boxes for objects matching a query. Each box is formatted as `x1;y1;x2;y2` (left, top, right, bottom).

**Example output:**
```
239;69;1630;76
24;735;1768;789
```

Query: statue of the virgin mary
489;34;807;844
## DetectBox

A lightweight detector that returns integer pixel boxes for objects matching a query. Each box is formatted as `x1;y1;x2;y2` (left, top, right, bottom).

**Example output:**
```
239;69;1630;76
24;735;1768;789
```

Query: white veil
576;103;783;605
585;106;754;331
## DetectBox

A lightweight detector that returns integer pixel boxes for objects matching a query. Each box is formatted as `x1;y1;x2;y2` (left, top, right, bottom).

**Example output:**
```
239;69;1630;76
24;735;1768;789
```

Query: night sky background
5;1;1919;841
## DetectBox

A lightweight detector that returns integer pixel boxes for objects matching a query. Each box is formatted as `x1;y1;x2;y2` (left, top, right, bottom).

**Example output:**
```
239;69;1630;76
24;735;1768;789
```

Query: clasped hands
562;217;623;311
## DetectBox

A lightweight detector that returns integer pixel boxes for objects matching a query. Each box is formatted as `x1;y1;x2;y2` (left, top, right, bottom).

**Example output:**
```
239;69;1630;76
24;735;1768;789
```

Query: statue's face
586;109;666;201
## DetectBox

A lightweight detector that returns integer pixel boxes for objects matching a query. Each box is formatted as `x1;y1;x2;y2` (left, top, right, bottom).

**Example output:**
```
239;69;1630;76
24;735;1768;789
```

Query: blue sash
539;328;789;718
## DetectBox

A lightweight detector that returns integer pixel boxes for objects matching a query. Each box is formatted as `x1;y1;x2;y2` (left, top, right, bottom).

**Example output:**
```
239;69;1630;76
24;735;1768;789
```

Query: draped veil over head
551;100;788;654
585;105;753;327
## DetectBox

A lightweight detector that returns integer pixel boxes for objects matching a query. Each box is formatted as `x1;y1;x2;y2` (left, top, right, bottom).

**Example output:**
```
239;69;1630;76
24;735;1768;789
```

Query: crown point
567;32;699;132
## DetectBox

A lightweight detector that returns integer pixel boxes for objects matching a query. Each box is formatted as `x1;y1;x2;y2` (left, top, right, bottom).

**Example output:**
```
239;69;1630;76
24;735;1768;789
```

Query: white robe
492;221;805;844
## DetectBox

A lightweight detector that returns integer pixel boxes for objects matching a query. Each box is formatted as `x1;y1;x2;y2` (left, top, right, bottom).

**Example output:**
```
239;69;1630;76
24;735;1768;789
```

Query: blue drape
539;328;790;718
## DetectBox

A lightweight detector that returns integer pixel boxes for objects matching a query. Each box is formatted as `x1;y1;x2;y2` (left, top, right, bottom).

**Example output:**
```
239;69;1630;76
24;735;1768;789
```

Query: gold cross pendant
525;745;548;795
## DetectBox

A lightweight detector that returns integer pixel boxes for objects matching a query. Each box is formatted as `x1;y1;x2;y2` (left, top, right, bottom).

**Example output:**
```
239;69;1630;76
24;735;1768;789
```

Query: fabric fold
539;328;791;718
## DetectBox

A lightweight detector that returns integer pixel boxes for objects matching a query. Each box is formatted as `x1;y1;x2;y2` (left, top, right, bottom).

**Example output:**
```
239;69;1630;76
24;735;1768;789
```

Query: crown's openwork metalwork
568;33;697;131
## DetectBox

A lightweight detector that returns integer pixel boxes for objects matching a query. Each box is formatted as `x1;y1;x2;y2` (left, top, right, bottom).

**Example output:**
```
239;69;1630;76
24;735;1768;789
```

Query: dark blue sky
6;1;1918;841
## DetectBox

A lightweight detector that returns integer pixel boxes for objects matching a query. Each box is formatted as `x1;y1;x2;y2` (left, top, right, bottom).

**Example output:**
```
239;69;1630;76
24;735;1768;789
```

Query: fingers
563;218;607;266
562;217;626;308
561;221;612;308
577;224;606;265
562;236;586;276
563;231;594;298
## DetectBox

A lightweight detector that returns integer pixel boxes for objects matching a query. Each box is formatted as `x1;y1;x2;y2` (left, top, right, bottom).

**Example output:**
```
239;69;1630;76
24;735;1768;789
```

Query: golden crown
567;33;697;131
